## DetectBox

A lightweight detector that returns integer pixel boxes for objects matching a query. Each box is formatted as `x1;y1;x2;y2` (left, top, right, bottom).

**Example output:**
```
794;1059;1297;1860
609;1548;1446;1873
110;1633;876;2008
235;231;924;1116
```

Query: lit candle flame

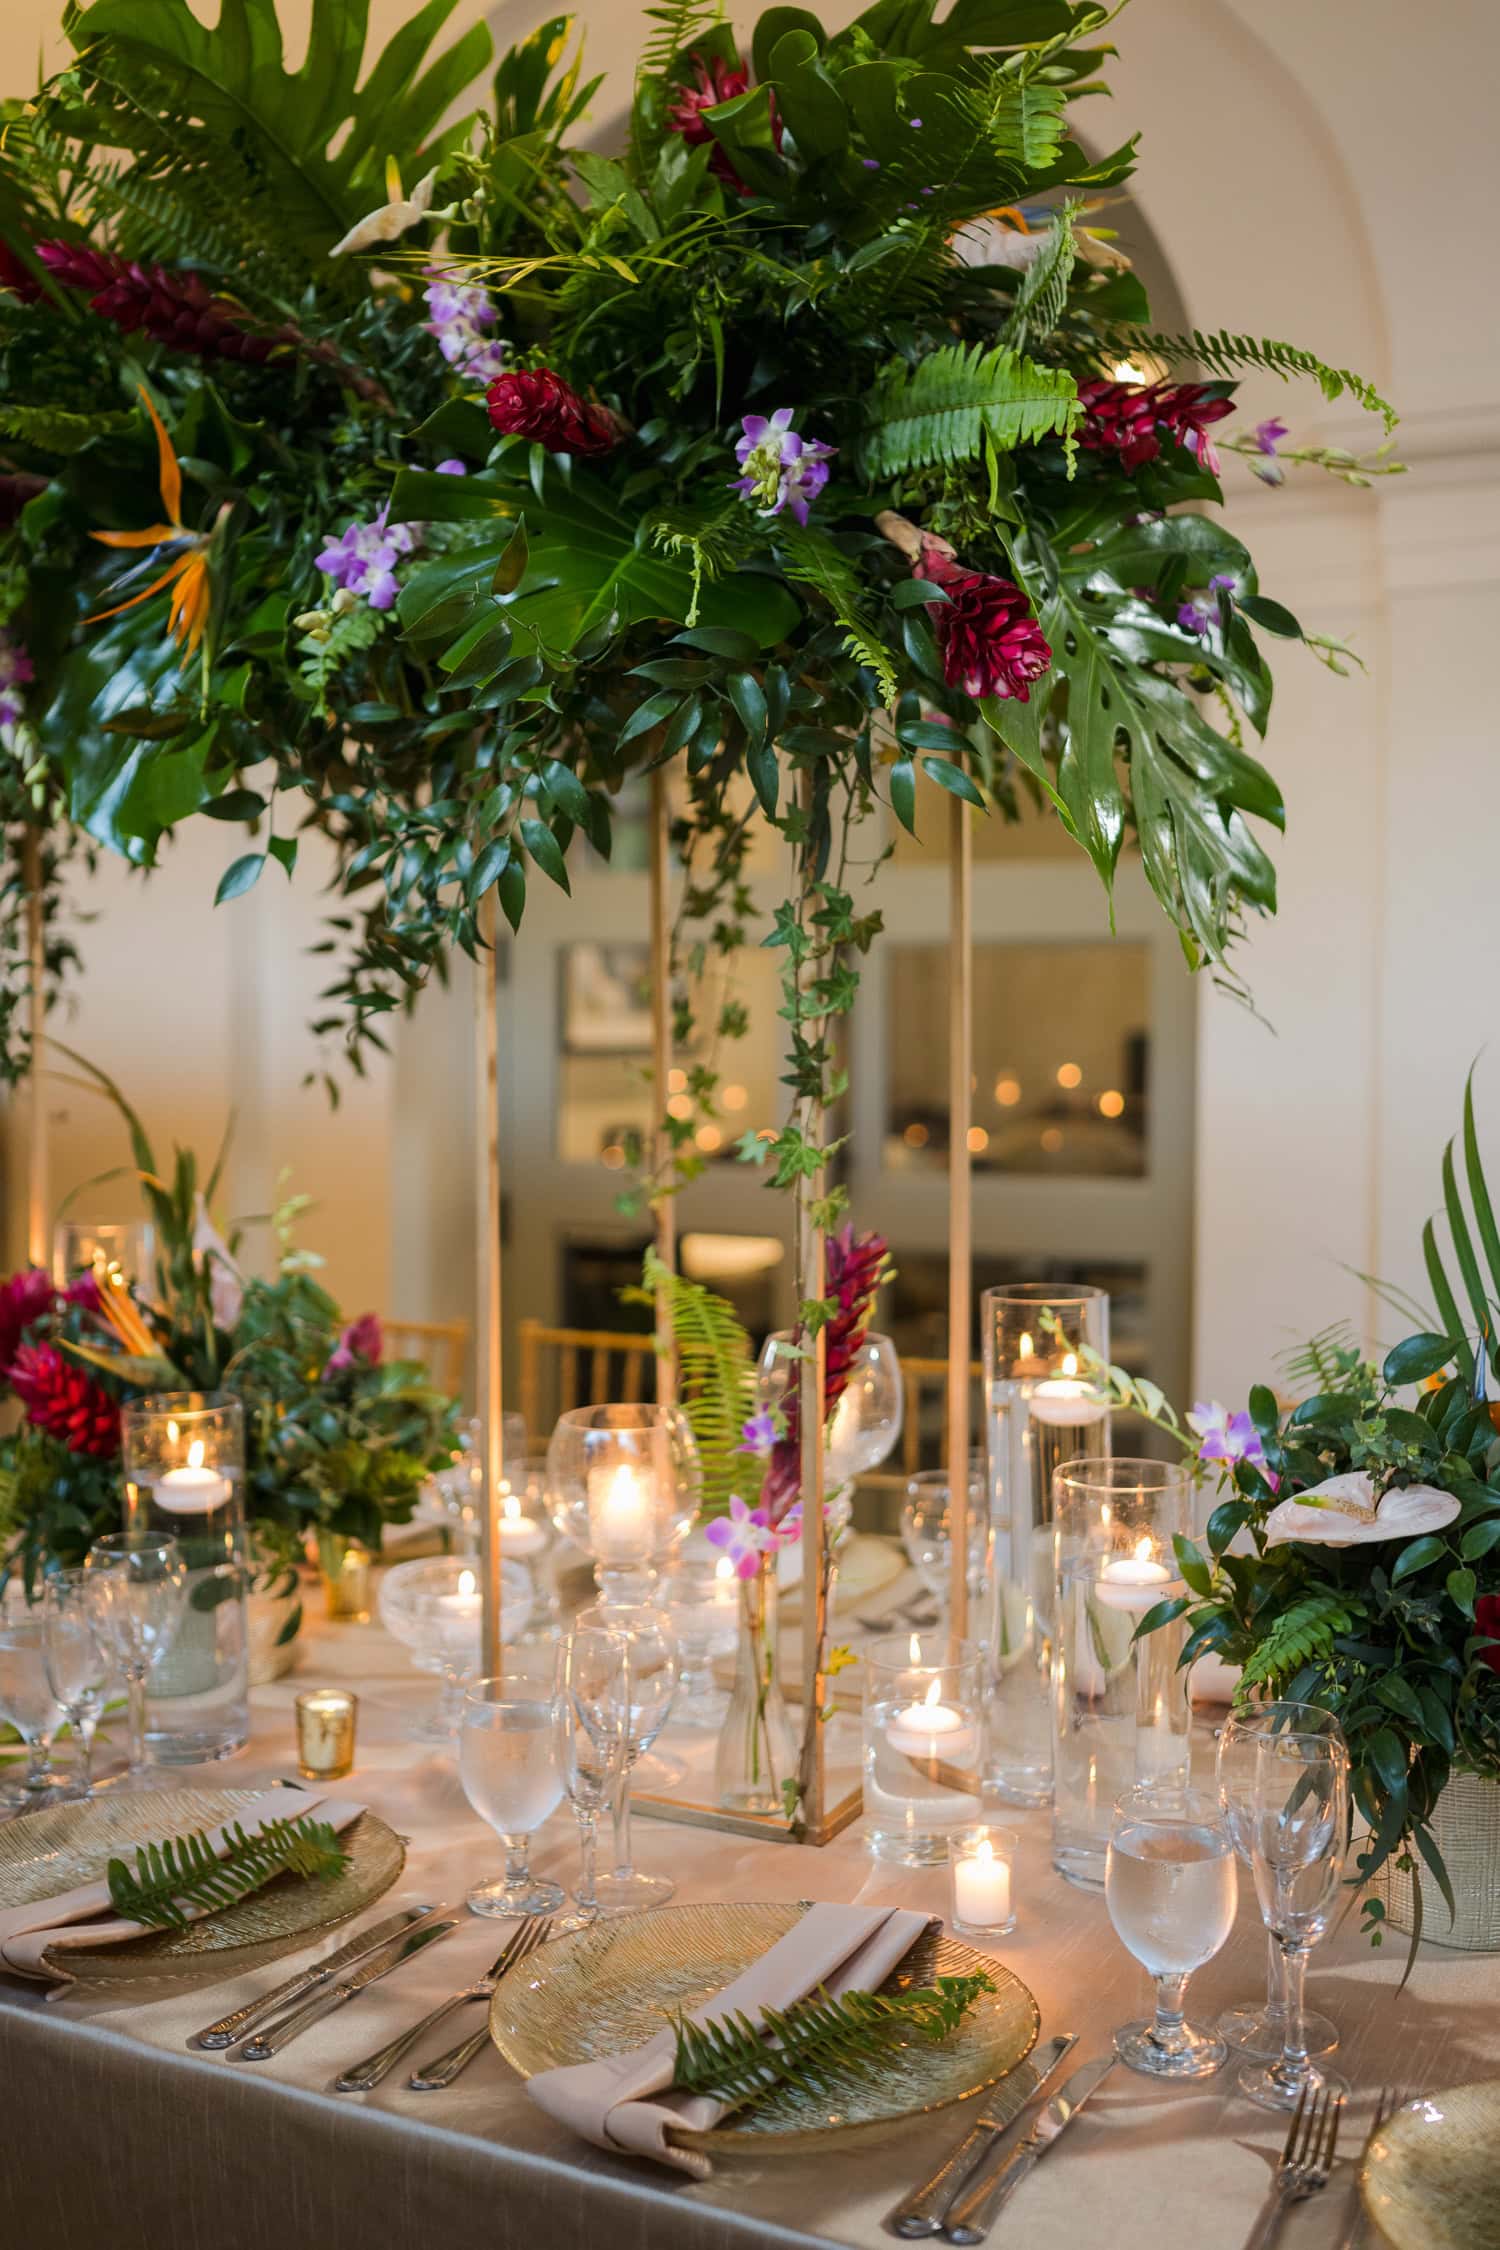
923;1677;943;1710
1062;1352;1078;1377
910;1633;922;1664
1018;1331;1034;1361
1133;1534;1154;1565
458;1568;476;1599
502;1493;521;1523
187;1438;205;1471
167;1419;180;1445
976;1836;994;1867
714;1556;736;1583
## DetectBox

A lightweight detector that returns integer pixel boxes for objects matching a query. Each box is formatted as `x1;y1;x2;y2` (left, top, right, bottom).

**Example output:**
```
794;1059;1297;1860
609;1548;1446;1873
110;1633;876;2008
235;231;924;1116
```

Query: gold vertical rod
795;772;828;1838
23;831;47;1270
946;789;973;1641
648;769;677;1407
476;891;503;1674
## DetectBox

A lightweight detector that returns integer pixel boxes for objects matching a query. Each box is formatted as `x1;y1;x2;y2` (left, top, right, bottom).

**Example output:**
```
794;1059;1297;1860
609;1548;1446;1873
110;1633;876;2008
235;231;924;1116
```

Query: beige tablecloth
2;1567;1495;2250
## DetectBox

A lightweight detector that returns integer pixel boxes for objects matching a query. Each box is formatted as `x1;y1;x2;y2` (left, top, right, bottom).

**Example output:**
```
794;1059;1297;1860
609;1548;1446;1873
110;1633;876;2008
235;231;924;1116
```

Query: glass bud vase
716;1560;795;1816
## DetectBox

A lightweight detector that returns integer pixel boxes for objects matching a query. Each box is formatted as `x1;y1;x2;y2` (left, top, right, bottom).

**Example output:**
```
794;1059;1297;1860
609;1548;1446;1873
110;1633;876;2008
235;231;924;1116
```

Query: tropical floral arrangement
0;1059;458;1592
1094;1086;1500;1960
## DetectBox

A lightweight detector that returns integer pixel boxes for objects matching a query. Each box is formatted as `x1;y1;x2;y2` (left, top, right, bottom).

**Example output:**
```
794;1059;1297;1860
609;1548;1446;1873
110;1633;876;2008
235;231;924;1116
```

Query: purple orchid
731;409;836;527
315;503;420;612
1188;1398;1277;1488
423;270;508;386
435;458;467;476
704;1494;782;1580
1251;418;1289;486
1176;594;1215;637
0;631;33;743
739;1407;780;1459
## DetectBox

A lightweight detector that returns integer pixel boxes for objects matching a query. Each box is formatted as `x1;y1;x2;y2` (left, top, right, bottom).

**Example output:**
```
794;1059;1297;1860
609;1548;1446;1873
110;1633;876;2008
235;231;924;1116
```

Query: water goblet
1215;1701;1344;2061
1238;1729;1351;2111
83;1533;185;1783
574;1600;678;1911
1105;1784;1238;2078
899;1466;989;1618
655;1546;739;1729
41;1570;113;1799
554;1625;632;1918
0;1589;70;1809
756;1329;905;1501
458;1669;566;1917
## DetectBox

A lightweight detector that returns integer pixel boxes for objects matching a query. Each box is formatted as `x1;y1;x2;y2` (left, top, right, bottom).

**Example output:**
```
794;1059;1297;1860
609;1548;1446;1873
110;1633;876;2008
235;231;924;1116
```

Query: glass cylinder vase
863;1632;984;1864
981;1283;1110;1807
715;1559;796;1814
121;1392;248;1763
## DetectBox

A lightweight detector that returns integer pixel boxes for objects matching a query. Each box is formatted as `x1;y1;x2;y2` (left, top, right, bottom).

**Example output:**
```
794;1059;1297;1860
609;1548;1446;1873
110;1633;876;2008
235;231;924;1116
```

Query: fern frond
1278;1323;1363;1397
647;503;747;629
639;2;725;81
671;1972;994;2115
106;1814;349;1929
0;403;135;455
633;1248;760;1514
1001;207;1078;356
1239;1594;1355;1694
1107;328;1396;433
774;525;899;706
858;344;1081;481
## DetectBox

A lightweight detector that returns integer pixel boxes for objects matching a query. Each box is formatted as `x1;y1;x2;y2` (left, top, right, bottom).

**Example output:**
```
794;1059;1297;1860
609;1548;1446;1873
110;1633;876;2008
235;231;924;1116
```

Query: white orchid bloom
192;1192;244;1331
1263;1469;1461;1548
331;162;440;258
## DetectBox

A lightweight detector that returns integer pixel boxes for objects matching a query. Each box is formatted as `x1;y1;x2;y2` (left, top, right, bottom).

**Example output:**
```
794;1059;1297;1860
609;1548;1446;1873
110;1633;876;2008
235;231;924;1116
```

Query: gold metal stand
648;769;677;1407
476;891;503;1673
946;788;973;1639
24;832;47;1269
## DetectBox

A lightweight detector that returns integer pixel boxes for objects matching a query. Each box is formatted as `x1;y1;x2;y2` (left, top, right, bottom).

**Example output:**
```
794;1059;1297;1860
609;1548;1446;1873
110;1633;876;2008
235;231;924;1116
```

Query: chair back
382;1316;470;1397
518;1317;657;1437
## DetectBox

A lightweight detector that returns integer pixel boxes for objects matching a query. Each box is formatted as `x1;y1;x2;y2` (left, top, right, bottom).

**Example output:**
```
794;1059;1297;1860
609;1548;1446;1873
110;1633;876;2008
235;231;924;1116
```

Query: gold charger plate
490;1899;1039;2149
1362;2080;1500;2249
0;1786;404;1988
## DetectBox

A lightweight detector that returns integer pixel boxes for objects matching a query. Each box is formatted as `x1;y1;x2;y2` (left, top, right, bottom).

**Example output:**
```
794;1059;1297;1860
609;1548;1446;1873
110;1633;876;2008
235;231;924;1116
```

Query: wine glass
41;1570;113;1799
1215;1701;1343;2061
0;1589;70;1808
755;1330;905;1499
545;1404;700;1607
554;1625;632;1918
654;1543;740;1729
900;1465;990;1617
1105;1784;1238;2078
574;1600;678;1912
84;1533;185;1782
1237;1728;1351;2111
458;1668;565;1917
436;1412;529;1557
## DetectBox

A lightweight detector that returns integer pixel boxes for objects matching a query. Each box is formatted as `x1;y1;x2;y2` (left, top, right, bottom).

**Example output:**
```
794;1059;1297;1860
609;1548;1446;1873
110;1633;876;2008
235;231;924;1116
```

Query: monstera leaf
392;463;800;686
65;0;492;263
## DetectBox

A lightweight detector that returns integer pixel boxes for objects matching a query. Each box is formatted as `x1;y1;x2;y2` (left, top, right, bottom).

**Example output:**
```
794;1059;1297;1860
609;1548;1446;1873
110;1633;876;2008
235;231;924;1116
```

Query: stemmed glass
1104;1785;1238;2078
900;1466;990;1619
1215;1702;1343;2061
654;1545;739;1729
574;1601;678;1912
84;1533;185;1783
41;1571;113;1800
1237;1728;1351;2111
554;1625;632;1919
756;1329;905;1506
0;1592;70;1808
458;1669;565;1918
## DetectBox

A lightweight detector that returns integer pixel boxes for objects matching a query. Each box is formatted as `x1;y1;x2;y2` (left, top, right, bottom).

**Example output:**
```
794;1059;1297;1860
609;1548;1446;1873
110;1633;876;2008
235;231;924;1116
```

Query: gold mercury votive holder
296;1687;358;1780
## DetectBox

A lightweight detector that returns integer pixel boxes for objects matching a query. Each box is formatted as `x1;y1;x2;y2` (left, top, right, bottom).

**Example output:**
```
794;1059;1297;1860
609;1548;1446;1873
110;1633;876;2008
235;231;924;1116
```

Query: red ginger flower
914;539;1052;704
666;53;783;194
9;1343;120;1458
485;368;623;458
0;1266;55;1374
1078;376;1236;475
761;1225;890;1527
34;242;287;364
1477;1592;1500;1677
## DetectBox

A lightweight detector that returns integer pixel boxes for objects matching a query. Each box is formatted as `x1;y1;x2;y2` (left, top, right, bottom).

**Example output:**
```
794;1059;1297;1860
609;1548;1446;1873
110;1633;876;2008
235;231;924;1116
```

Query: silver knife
886;2035;1077;2238
190;1904;440;2050
239;1911;461;2060
943;2056;1116;2243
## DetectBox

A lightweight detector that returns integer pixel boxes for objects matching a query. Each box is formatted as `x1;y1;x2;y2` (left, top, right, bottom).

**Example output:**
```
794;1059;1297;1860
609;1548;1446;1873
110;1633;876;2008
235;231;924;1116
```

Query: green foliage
1108;328;1397;433
1238;1594;1358;1693
629;1249;761;1517
670;1970;995;2115
858;344;1081;479
106;1813;348;1928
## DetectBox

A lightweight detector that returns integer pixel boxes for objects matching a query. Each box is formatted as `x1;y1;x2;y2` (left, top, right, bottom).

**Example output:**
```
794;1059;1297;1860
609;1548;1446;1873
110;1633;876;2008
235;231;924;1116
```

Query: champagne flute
84;1533;185;1782
458;1669;565;1917
1215;1701;1343;2059
0;1593;70;1808
574;1600;678;1911
1105;1784;1238;2077
1239;1729;1351;2110
554;1625;631;1917
41;1570;113;1799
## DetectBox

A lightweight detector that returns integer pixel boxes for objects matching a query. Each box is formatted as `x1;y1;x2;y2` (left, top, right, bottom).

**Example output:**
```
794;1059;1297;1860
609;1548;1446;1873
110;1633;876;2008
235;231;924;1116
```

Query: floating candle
156;1437;231;1514
496;1490;547;1558
886;1675;976;1758
1096;1537;1175;1613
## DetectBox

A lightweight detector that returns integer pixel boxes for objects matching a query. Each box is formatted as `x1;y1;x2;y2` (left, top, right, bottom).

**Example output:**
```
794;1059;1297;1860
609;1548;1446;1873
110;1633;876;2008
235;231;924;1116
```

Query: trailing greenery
106;1813;348;1929
1101;328;1398;433
670;1970;995;2115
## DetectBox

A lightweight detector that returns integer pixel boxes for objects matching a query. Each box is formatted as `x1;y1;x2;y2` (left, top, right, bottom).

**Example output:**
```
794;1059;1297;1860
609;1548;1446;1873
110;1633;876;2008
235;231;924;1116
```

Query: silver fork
408;1914;558;2091
1334;2084;1409;2250
334;1917;552;2093
1241;2080;1344;2250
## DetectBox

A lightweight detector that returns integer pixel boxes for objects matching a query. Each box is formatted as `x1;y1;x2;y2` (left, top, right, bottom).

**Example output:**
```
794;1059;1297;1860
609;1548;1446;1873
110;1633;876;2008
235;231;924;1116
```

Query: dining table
1;1544;1494;2250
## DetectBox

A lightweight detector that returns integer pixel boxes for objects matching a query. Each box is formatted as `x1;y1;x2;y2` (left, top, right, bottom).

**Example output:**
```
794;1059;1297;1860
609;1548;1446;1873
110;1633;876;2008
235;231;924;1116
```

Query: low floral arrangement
1095;1087;1500;1961
0;1058;458;1592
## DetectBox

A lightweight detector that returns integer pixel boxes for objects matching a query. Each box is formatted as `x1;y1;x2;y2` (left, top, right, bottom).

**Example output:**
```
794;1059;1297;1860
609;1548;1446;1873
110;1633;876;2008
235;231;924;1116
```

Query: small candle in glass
951;1828;1017;1936
296;1687;357;1779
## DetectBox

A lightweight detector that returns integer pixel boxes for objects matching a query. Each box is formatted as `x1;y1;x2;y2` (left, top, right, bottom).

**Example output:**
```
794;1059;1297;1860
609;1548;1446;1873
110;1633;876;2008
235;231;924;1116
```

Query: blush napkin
0;1788;367;1983
525;1900;932;2178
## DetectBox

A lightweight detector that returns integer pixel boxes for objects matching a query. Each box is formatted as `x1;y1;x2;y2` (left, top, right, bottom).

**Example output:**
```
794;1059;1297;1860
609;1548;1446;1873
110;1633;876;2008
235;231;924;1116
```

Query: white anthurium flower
330;162;440;258
191;1192;244;1331
1263;1470;1461;1548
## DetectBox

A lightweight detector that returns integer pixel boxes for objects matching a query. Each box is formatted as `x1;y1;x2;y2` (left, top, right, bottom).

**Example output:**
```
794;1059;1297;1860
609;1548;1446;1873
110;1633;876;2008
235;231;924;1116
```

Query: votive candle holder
950;1827;1017;1937
296;1687;357;1780
863;1633;984;1865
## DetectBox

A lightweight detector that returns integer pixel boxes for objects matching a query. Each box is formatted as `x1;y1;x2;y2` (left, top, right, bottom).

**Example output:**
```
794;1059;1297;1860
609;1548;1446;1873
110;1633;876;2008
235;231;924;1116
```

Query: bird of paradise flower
86;384;223;662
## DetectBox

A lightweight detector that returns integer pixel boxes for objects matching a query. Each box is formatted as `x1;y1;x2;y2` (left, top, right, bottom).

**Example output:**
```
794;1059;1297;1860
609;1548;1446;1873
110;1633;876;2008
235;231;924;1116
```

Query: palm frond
1104;327;1396;432
106;1814;349;1929
858;344;1080;481
671;1972;994;2115
631;1248;760;1515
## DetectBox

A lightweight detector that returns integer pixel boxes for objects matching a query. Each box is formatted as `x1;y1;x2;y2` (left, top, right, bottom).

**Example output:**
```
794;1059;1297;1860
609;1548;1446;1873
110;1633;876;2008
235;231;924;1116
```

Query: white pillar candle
496;1491;547;1558
953;1836;1013;1931
432;1567;483;1654
586;1463;655;1563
